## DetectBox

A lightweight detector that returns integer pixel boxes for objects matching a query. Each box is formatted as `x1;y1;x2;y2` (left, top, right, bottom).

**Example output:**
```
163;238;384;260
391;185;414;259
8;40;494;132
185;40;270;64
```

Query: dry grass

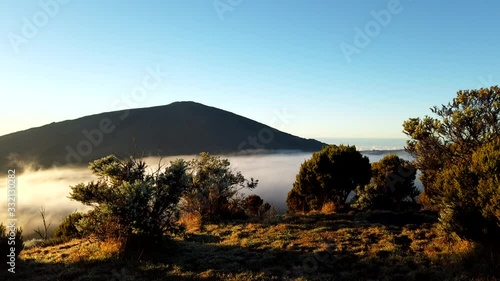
179;212;203;232
11;212;500;281
320;202;337;215
20;238;122;263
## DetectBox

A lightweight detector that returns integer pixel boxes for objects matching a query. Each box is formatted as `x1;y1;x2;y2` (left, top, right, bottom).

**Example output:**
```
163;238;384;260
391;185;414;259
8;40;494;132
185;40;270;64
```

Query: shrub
286;189;310;213
243;194;263;216
54;212;84;241
178;212;203;233
76;208;128;241
320;201;337;214
69;155;190;247
180;152;258;225
403;86;500;245
353;154;420;211
243;194;272;218
438;139;500;245
286;145;371;213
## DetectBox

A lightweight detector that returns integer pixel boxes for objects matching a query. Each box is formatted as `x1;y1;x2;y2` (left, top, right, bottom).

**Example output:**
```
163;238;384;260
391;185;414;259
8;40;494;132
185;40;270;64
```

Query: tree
403;86;500;245
180;152;258;224
403;86;500;208
69;154;190;245
287;145;371;213
353;154;419;211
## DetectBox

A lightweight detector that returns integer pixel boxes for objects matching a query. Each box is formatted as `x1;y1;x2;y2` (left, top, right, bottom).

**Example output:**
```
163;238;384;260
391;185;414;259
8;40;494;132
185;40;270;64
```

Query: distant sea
319;138;407;151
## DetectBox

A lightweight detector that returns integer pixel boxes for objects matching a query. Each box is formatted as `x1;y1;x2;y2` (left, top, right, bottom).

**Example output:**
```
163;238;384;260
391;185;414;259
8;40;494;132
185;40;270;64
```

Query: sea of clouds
0;150;421;239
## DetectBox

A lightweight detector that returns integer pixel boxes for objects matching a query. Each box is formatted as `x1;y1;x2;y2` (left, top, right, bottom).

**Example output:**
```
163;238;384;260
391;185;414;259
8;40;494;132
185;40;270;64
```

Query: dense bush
180;152;258;225
403;86;500;245
353;154;420;211
287;145;371;213
438;138;500;244
54;212;84;241
286;188;311;213
243;195;271;217
70;155;191;246
76;208;128;241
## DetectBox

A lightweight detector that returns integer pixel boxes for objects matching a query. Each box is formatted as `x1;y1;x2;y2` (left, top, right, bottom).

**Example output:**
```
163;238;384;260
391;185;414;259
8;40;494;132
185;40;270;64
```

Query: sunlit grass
16;212;500;281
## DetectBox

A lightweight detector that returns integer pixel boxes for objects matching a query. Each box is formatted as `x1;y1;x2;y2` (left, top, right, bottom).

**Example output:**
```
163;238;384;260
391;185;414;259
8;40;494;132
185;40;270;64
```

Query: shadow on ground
3;212;499;281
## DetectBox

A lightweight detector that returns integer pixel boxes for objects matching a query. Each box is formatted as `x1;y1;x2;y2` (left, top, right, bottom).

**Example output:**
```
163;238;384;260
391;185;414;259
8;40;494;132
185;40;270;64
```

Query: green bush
353;154;420;211
286;145;371;213
76;208;128;241
180;152;258;224
438;139;500;245
54;212;84;241
403;86;500;245
69;155;191;246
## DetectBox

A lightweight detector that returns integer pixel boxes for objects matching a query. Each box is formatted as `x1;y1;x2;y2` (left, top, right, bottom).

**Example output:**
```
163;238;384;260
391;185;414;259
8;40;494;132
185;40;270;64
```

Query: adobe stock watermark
237;107;295;152
6;169;17;274
339;0;412;63
64;65;168;165
213;0;243;21
8;0;70;54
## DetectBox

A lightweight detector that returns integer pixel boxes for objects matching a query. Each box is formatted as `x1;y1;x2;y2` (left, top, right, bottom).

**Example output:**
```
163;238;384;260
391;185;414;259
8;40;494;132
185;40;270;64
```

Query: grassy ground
5;211;500;280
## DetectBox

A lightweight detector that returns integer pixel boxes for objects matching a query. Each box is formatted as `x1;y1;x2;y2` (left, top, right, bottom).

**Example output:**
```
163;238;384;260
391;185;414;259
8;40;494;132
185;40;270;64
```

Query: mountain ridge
1;101;325;172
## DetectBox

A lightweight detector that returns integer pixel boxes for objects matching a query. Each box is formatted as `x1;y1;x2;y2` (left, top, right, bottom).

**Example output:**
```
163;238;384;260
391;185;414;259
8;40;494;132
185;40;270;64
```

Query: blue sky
1;0;499;141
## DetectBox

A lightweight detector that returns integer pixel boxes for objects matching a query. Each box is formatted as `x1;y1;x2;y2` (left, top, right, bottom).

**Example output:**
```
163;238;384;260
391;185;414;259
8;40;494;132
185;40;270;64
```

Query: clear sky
1;0;499;140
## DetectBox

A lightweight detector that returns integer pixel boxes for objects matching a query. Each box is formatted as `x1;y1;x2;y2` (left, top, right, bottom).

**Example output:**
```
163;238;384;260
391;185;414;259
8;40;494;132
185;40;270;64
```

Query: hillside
0;102;325;171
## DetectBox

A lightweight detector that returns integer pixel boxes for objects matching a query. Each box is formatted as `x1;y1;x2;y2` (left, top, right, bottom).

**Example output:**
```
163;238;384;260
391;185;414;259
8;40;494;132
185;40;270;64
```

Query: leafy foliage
287;145;371;213
438;138;500;244
353;154;419;211
181;152;258;224
54;212;84;241
76;208;128;241
70;155;190;244
403;86;500;208
403;86;500;245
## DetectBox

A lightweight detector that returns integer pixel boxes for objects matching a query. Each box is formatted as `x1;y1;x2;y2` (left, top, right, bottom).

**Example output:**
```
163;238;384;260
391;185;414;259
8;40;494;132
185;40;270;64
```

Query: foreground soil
5;212;500;280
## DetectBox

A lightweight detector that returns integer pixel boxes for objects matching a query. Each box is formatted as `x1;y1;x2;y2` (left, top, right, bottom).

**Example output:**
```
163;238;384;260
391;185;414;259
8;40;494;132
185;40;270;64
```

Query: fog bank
0;151;420;238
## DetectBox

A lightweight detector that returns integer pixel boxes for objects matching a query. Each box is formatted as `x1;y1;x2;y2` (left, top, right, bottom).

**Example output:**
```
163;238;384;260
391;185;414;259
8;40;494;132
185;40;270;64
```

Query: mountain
0;102;325;171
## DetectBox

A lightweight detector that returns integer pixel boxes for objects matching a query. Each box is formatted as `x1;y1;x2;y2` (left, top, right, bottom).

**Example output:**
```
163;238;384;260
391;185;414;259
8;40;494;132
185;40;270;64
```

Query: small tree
403;86;500;209
287;145;371;213
353;154;419;211
34;206;52;240
180;152;258;225
69;154;190;245
403;86;500;245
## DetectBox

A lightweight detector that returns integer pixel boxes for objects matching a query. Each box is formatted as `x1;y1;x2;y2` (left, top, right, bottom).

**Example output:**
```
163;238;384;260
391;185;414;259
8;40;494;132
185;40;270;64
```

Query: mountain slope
0;102;325;171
